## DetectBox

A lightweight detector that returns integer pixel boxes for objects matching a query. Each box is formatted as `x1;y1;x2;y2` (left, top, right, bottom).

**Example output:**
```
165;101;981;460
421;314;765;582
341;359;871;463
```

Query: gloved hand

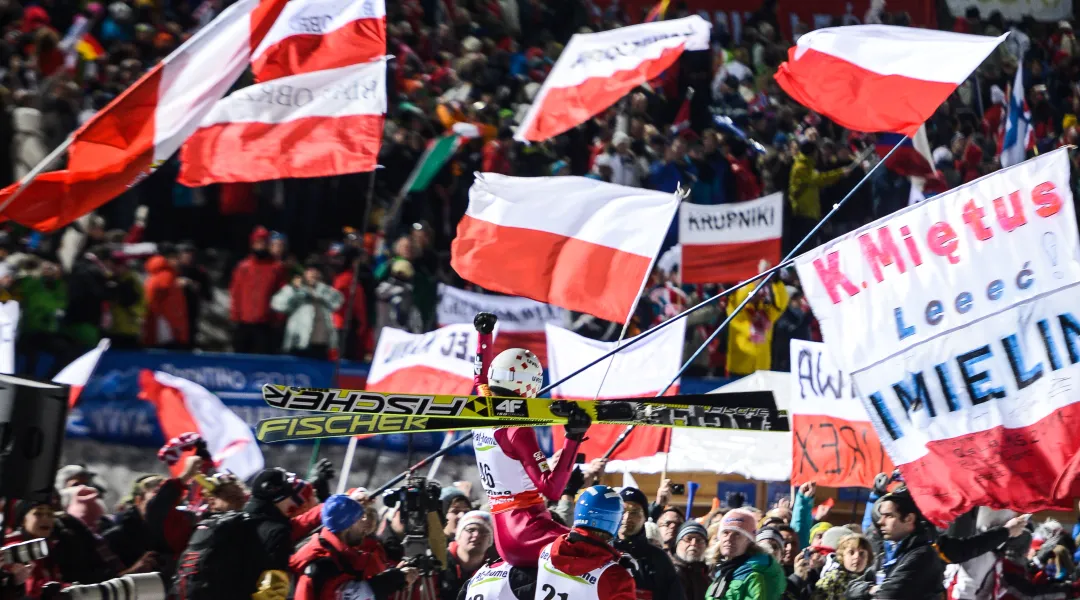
872;472;891;497
563;466;585;497
564;403;591;442
309;458;336;502
474;312;497;334
251;570;290;600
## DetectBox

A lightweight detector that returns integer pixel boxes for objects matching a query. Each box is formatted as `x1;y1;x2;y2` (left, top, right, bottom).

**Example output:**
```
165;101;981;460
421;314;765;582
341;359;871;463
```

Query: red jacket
143;256;189;346
290;530;392;600
290;504;323;542
331;271;368;340
229;255;287;324
549;529;637;600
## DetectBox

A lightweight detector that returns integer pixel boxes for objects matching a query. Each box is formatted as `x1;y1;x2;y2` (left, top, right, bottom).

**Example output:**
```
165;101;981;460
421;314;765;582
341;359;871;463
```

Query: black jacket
614;529;686;600
672;556;709;600
243;497;294;575
848;527;944;600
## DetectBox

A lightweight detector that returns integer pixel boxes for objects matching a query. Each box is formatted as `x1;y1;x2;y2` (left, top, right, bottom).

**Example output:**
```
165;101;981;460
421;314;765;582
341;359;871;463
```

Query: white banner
368;324;477;389
789;339;862;420
545;320;686;398
679;192;783;245
795;150;1080;521
795;149;1079;374
0;301;17;375
437;284;566;333
945;0;1071;21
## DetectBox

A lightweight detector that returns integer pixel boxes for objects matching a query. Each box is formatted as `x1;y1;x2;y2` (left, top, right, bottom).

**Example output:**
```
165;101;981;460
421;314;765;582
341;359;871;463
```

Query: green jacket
788;152;846;220
707;551;787;600
16;276;67;334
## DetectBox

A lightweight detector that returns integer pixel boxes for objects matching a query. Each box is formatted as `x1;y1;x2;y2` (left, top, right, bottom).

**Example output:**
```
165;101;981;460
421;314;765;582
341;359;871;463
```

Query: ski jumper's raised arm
475;329;494;389
494;427;580;501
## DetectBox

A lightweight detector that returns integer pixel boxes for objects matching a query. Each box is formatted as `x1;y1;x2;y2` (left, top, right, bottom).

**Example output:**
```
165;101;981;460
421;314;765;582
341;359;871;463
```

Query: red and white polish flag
547;320;686;461
54;339;111;408
251;0;386;82
451;174;679;324
0;0;289;231
179;59;386;186
367;325;478;395
139;370;264;480
775;25;1007;137
515;15;711;143
679;192;783;284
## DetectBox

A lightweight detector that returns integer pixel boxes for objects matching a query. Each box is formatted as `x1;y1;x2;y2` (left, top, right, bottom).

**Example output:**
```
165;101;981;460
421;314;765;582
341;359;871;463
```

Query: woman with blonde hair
813;534;873;600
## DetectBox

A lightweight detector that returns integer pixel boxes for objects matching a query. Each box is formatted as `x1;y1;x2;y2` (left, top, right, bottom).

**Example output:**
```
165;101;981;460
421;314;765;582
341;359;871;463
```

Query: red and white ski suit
472;331;582;566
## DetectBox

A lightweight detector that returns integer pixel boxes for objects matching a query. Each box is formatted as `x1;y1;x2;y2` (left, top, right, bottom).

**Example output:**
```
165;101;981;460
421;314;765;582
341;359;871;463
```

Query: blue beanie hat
321;494;364;534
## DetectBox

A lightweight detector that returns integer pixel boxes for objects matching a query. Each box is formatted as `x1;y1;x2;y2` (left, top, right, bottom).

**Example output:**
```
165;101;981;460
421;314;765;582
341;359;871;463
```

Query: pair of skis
256;384;788;443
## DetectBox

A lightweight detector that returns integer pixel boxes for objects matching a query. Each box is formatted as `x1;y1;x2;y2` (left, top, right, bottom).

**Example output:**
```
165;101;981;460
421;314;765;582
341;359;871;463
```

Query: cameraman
291;495;418;600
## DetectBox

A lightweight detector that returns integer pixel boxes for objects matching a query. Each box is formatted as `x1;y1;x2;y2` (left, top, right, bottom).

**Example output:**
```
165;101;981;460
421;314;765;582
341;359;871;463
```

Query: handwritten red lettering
927;222;960;265
962;199;993;241
859;226;907;283
812;251;860;304
1032;181;1062;217
993;191;1026;231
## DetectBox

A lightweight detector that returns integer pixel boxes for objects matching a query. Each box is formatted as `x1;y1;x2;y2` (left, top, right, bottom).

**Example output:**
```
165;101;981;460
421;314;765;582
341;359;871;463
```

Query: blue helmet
574;485;624;537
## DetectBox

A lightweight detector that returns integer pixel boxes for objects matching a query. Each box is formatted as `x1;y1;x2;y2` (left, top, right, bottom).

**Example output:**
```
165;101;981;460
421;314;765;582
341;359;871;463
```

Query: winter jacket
374;277;423;339
271;281;344;352
615;528;687;600
706;550;787;600
64;258;109;346
142;256;189;346
331;269;368;342
12;106;46;180
290;529;404;600
243;497;296;576
788;152;846;220
813;564;862;600
793;491;815;550
107;270;145;339
674;557;711;600
15;275;66;334
104;478;194;580
847;527;944;600
725;280;789;376
549;529;637;600
229;254;287;325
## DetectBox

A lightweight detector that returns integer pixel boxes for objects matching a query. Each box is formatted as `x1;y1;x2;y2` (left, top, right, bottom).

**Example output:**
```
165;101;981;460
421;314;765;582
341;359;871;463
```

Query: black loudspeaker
0;375;68;500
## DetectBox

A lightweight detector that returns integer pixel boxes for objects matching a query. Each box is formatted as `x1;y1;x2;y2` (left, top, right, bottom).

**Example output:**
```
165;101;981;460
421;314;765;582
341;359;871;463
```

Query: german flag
76;34;105;61
643;0;670;22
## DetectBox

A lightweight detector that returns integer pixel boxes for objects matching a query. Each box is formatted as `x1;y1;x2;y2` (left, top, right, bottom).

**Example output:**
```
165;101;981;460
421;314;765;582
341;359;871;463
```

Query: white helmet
488;348;544;398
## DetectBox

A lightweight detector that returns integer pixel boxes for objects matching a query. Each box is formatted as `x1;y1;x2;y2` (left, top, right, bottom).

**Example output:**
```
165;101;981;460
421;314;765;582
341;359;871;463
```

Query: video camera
382;475;446;572
41;573;165;600
0;538;47;564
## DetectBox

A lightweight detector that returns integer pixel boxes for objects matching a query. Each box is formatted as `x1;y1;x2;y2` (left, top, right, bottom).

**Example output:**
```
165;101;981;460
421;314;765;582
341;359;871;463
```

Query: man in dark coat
614;487;687;600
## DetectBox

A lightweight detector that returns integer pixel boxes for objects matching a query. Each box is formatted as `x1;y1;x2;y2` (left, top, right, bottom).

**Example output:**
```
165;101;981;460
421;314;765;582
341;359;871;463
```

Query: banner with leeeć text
795;149;1080;522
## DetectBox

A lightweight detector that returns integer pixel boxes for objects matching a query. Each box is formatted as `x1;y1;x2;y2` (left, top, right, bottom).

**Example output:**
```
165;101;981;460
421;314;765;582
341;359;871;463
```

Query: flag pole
587;187;685;402
328;168;378;492
603;136;909;457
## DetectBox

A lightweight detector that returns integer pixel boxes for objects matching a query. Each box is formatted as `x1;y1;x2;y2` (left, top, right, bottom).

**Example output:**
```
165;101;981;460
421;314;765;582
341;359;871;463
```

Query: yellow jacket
725;281;790;376
788;152;846;220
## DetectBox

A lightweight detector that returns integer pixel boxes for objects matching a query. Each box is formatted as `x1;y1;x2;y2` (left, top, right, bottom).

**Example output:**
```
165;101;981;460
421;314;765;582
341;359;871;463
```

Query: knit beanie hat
815;526;851;552
440;487;470;514
676;521;709;544
619;487;649;513
321;495;364;534
66;485;106;530
756;528;785;548
809;521;833;543
456;510;493;539
719;509;757;543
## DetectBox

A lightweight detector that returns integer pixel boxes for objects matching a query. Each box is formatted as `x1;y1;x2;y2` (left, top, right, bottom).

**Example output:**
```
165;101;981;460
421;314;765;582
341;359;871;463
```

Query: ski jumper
536;530;637;600
462;561;521;600
472;331;582;567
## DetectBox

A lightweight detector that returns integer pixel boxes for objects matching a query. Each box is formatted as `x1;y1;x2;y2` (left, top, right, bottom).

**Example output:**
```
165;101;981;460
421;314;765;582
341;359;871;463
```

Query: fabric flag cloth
139;370;264;480
399;134;461;196
876;126;935;178
788;340;893;488
999;55;1032;168
367;325;478;394
54;339;111;408
679;192;783;284
669;87;693;135
452;173;679;323
515;15;711;142
179;59;387;186
547;319;686;461
775;25;1007;137
794;148;1080;523
0;0;289;231
435;284;566;366
251;0;386;82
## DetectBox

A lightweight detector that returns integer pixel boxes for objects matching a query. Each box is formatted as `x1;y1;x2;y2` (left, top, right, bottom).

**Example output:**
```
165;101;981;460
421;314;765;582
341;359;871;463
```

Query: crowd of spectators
3;455;1080;599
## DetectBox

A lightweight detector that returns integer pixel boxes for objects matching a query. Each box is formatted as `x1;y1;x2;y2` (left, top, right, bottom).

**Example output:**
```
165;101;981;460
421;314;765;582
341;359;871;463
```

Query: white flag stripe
252;0;386;60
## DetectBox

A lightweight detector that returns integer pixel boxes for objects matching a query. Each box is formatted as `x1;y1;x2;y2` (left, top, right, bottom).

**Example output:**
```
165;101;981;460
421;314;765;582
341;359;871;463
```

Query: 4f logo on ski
494;398;526;416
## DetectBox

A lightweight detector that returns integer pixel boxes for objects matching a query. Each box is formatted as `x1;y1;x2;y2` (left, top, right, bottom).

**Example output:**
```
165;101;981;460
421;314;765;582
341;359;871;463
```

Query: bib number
541;584;568;600
479;462;495;488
